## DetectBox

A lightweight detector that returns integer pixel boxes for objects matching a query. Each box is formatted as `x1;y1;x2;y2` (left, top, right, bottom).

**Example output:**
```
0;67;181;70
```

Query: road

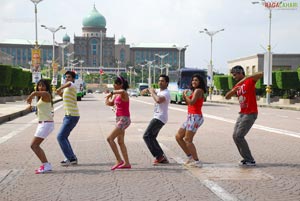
0;93;299;201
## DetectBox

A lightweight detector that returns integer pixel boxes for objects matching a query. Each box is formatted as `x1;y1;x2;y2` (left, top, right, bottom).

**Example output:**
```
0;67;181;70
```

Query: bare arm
56;81;72;97
26;91;51;105
183;89;203;105
148;88;166;104
225;72;263;100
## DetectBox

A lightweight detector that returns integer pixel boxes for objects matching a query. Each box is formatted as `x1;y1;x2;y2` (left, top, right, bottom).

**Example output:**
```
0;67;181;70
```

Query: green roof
63;33;70;42
82;5;106;28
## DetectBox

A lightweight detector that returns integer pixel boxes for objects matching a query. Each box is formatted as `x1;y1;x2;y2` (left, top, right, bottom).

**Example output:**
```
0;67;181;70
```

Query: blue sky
1;0;299;73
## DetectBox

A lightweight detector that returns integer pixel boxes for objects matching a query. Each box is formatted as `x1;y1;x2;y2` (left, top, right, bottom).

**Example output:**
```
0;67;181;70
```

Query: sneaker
239;160;256;167
184;156;194;165
35;163;52;174
61;158;78;166
153;155;169;165
186;160;202;168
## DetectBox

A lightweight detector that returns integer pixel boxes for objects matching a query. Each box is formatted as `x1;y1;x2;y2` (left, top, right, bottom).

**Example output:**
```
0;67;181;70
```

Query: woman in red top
105;76;131;170
175;74;207;168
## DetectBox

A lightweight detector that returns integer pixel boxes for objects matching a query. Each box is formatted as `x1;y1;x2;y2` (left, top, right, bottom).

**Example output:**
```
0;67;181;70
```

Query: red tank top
187;92;203;115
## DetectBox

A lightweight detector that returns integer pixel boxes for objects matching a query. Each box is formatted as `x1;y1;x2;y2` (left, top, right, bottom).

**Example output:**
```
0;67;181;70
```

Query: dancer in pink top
105;76;131;170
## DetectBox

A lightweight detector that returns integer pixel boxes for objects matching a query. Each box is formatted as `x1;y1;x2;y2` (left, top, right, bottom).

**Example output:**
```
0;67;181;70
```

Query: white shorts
34;122;54;139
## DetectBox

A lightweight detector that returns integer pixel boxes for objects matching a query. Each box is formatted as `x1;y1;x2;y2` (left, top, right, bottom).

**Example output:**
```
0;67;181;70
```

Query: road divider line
132;99;300;139
0;104;63;144
160;143;238;201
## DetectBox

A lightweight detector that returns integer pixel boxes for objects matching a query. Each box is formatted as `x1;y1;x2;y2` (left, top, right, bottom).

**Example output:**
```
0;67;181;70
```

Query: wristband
110;91;114;95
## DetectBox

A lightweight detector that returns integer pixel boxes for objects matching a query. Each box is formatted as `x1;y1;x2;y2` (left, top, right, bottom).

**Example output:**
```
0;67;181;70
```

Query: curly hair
190;74;207;93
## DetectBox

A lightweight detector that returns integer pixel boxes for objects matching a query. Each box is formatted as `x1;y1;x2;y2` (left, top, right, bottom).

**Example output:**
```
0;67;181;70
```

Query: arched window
120;49;125;63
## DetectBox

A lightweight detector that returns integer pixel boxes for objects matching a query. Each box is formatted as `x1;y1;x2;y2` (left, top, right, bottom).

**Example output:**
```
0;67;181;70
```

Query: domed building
73;5;130;68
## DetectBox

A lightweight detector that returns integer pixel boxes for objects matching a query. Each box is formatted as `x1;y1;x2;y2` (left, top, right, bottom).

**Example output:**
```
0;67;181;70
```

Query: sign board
263;51;273;85
32;72;41;83
31;49;41;72
51;77;57;86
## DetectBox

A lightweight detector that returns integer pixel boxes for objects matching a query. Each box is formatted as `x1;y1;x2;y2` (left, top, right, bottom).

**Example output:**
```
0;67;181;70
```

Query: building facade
228;54;300;75
0;5;186;74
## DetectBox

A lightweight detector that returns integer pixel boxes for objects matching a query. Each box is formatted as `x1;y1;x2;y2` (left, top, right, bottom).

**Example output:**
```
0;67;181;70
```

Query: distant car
95;90;101;94
87;89;93;93
129;89;138;97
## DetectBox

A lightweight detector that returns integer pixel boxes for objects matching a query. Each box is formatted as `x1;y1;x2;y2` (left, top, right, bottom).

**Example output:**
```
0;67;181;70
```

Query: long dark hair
114;76;129;90
36;79;53;106
190;74;207;93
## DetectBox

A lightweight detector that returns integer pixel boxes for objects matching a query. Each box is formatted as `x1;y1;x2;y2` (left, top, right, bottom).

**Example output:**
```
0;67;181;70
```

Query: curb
0;98;62;125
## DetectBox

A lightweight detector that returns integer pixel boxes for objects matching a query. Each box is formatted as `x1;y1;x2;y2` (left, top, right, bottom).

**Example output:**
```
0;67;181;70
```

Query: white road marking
133;99;300;139
0;104;63;144
160;143;238;201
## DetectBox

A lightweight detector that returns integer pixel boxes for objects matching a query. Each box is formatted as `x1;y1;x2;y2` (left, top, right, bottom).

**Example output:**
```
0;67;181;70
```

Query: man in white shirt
142;75;171;165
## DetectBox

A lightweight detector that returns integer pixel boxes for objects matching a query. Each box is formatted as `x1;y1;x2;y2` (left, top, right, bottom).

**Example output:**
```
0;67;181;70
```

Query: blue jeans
57;115;80;160
143;118;165;159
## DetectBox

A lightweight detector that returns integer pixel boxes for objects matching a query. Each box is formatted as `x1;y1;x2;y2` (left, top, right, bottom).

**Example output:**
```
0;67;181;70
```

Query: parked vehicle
169;68;207;104
128;89;138;97
136;83;149;96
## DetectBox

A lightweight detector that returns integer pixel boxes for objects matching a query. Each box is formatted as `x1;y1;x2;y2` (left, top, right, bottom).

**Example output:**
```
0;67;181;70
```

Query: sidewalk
0;96;62;124
207;95;300;111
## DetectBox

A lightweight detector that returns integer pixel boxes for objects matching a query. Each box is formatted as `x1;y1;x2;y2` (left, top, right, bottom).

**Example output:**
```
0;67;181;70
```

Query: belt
38;121;54;123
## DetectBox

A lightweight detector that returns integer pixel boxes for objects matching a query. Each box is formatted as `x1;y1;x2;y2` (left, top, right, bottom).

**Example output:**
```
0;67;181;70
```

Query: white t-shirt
153;88;170;124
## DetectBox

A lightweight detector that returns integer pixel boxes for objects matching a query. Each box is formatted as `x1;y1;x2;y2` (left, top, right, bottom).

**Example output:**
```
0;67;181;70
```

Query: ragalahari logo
264;1;298;10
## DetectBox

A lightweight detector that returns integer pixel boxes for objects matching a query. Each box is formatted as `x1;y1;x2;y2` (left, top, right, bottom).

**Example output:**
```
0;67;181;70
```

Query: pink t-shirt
114;95;130;117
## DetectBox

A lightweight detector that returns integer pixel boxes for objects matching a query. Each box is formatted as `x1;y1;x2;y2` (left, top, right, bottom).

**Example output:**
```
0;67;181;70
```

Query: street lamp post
155;53;169;77
174;45;188;70
140;64;145;83
252;0;275;104
57;42;70;70
199;28;224;100
129;66;133;88
41;24;66;90
116;60;121;75
30;0;43;48
165;63;171;76
146;60;155;87
79;60;84;79
66;52;74;70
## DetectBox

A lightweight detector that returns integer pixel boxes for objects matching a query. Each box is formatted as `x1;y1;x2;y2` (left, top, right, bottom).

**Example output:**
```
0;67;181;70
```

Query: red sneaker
153;155;169;165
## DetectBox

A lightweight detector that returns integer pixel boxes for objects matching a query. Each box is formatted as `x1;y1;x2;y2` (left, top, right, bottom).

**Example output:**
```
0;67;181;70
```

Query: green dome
82;5;106;28
63;33;70;42
118;36;126;44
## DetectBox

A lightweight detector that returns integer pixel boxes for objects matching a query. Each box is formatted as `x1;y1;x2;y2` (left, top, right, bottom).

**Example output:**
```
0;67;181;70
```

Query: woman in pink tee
105;76;131;170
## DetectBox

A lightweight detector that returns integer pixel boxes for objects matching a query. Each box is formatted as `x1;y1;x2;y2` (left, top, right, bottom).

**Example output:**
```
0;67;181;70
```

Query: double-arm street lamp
41;25;66;89
146;60;155;87
174;45;188;70
199;28;224;100
155;53;169;78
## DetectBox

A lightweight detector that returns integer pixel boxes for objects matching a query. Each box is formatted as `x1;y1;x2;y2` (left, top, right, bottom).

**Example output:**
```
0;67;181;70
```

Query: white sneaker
35;163;52;174
184;156;194;165
186;160;202;168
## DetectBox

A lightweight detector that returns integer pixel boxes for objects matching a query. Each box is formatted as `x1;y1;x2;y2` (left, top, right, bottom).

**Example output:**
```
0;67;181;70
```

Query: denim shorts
116;116;131;130
181;114;204;133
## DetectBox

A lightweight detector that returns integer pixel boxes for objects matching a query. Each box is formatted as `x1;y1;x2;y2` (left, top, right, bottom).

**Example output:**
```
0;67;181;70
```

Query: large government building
0;5;186;73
